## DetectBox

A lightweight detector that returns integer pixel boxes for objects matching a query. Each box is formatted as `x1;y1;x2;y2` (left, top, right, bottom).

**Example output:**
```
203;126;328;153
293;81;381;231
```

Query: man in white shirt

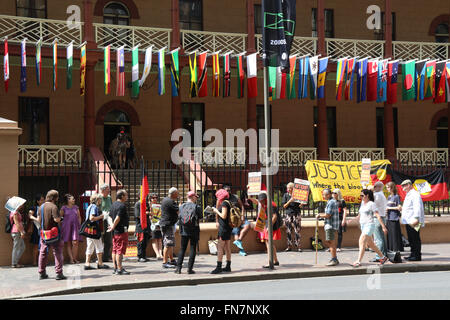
372;181;388;262
400;180;425;261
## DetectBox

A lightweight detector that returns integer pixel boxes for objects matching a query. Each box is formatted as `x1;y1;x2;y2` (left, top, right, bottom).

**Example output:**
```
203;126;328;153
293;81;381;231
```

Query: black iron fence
19;159;450;222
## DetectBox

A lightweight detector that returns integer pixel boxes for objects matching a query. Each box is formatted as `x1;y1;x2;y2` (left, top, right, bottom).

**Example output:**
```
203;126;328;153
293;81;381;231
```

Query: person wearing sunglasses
344;189;388;267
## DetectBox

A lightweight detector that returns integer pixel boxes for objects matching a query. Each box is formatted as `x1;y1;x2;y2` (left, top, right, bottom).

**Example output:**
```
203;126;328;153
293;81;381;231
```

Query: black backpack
5;212;13;233
179;203;198;228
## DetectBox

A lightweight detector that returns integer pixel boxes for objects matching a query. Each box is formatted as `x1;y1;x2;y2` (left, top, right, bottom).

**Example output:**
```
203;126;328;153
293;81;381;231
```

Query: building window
376;107;399;148
435;23;449;43
103;2;130;25
313;107;337;148
179;0;203;31
16;0;47;18
436;117;448;148
312;8;334;38
19;97;49;145
374;12;396;40
182;103;205;148
254;4;262;34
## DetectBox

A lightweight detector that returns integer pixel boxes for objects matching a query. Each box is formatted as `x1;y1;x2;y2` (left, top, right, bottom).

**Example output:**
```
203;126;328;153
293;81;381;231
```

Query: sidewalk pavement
2;243;450;299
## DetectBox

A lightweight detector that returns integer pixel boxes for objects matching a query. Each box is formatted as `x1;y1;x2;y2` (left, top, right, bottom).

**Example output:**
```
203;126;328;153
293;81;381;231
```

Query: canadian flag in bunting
367;59;379;101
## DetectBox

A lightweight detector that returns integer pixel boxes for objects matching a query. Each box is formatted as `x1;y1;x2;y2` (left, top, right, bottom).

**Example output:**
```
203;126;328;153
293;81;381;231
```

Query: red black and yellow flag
369;161;392;186
140;164;149;229
391;169;448;202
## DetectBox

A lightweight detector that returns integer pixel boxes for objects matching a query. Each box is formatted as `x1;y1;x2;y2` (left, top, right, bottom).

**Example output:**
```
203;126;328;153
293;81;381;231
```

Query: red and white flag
367;59;379;101
247;53;258;98
4;38;9;92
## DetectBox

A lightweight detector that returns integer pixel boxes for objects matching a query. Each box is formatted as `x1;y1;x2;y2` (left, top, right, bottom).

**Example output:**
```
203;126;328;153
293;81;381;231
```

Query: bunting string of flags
2;37;450;103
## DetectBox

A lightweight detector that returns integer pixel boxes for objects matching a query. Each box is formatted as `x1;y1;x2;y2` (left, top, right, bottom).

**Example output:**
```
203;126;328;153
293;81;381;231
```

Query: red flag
279;72;286;99
140;167;149;230
197;52;207;97
3;38;8;92
367;60;378;101
247;53;258;98
434;61;446;104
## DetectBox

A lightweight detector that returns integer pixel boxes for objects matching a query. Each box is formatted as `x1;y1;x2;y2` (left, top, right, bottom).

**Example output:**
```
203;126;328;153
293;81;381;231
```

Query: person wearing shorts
344;189;388;267
108;189;130;275
160;188;179;268
149;193;163;260
84;194;109;270
316;189;340;266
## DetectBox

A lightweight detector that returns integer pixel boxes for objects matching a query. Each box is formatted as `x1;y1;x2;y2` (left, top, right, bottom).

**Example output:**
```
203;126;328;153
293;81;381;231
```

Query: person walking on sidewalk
400;180;425;261
60;194;82;264
8;197;27;268
100;184;113;262
316;189;340;266
84;194;109;270
38;190;66;280
134;195;152;262
175;191;203;274
107;189;130;275
160;187;180;268
385;182;404;252
371;181;388;262
332;189;348;252
211;189;233;274
344;189;388;267
282;182;303;252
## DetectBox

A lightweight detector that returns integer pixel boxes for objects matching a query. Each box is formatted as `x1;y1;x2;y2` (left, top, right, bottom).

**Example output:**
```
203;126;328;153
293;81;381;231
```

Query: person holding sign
282;182;303;252
316;189;340;266
344;189;389;267
149;193;163;260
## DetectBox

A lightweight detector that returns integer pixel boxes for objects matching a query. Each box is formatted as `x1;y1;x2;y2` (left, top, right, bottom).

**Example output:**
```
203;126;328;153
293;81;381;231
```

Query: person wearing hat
6;197;27;268
371;181;388;262
400;179;425;261
175;191;203;274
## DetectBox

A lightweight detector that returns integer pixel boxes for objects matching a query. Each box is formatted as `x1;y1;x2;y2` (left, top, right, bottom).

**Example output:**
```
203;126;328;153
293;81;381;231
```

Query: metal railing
396;148;448;166
326;38;385;59
393;41;449;61
18;145;82;167
0;14;83;46
181;29;247;53
329;148;385;161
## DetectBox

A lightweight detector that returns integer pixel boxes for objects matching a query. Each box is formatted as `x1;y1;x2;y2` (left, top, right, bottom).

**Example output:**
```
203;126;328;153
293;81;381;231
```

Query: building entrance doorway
103;110;131;165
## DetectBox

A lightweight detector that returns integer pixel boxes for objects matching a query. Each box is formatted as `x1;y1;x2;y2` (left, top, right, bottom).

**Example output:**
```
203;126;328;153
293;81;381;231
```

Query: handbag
79;205;102;239
40;204;61;245
208;239;218;255
387;250;402;263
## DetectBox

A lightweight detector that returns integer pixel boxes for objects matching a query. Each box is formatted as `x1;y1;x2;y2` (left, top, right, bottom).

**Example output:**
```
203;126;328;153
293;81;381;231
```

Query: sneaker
370;258;381;263
138;258;149;263
169;260;177;266
55;273;67;280
233;240;244;250
116;268;130;275
187;269;196;274
284;247;292;252
39;273;49;280
379;256;389;265
297;248;302;252
239;250;247;256
326;259;339;266
97;264;110;269
336;248;342;252
163;263;175;269
112;269;118;275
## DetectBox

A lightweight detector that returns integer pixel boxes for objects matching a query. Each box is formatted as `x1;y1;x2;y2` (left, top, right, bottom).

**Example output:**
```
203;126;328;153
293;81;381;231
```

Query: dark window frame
16;0;47;19
103;2;130;25
181;102;205;148
18;96;50;145
435;23;449;43
376;107;399;148
179;0;203;31
374;12;396;41
312;8;334;38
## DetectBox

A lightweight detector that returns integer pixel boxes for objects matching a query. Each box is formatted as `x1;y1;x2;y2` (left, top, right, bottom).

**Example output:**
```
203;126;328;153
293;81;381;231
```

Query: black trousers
177;235;198;270
103;221;112;261
386;220;404;252
137;233;150;259
405;224;421;259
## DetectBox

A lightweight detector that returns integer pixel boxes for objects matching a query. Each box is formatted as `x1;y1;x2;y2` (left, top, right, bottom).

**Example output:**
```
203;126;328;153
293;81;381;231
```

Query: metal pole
263;65;274;269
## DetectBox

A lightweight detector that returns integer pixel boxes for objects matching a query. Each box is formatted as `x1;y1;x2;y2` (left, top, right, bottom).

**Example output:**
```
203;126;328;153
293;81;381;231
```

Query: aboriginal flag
391;169;448;202
369;161;392;186
139;163;149;230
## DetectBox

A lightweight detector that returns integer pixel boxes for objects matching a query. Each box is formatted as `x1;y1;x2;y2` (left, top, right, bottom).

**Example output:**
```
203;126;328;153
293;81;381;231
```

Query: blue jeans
374;216;387;259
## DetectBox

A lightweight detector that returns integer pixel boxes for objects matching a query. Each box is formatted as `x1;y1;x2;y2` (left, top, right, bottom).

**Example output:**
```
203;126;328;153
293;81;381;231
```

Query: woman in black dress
27;194;45;266
385;182;404;252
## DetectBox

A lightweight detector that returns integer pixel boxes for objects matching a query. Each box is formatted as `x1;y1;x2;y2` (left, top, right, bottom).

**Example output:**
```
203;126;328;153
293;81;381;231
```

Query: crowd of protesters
5;177;425;278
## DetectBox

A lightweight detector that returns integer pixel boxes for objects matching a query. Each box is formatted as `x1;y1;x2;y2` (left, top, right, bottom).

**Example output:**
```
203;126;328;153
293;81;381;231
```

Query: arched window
103;2;130;26
104;109;130;125
435;23;449;43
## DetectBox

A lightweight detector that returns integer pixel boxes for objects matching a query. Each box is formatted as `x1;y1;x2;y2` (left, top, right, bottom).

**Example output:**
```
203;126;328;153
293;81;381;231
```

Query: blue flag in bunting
356;58;368;103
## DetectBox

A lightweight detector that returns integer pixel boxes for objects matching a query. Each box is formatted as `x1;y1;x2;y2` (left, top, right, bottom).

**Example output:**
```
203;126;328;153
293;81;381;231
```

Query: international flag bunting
424;61;436;100
434;61;446;104
309;55;319;99
158;48;165;95
414;60;427;101
387;61;399;104
345;58;356;100
52;40;57;91
376;59;388;103
116;46;125;96
391;169;448;202
66;42;73;89
189;52;198;98
170;49;179;97
286;55;296;99
402;60;416;101
356;58;368;103
20;39;26;92
131;46;139;99
367;59;379;101
247;53;258;98
222;53;231;97
212;53;220;97
317;57;328;99
446;62;450;103
4;38;9;92
139;164;149;230
335;58;346;101
197;52;207;98
237;54;245;98
80;44;86;96
140;46;152;88
298;56;309;99
104;45;111;94
35;40;41;86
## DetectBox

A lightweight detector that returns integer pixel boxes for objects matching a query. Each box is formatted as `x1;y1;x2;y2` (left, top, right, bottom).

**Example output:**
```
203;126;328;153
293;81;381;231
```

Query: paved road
30;271;450;300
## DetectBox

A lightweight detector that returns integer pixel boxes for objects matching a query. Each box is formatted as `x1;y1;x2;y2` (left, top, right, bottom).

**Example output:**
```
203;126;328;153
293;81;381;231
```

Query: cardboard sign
124;240;137;258
360;158;371;186
254;204;267;233
248;172;262;196
292;178;310;204
150;203;161;224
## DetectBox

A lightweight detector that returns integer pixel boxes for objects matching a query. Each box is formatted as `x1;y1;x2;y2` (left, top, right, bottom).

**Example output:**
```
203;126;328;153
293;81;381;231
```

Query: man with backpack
175;191;203;274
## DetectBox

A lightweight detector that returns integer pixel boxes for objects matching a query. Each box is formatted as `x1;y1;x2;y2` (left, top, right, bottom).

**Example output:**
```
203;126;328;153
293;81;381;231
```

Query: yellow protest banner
254;205;267;233
305;159;391;203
